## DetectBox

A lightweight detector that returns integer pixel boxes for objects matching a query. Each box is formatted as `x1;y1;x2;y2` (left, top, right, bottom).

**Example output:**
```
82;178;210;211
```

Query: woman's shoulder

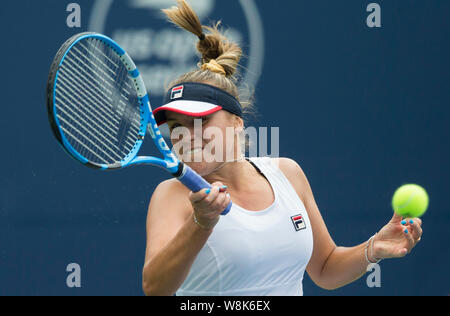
274;157;303;173
271;157;309;194
151;178;191;203
155;177;189;193
149;178;192;216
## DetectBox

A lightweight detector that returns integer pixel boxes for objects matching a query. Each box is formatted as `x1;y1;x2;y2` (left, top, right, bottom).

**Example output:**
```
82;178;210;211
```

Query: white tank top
177;157;314;296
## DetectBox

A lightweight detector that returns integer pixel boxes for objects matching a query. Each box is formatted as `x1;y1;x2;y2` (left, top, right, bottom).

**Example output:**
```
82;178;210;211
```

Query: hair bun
163;0;242;78
201;59;227;75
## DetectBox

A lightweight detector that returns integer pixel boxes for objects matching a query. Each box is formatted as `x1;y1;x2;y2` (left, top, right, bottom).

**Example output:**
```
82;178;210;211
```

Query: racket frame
47;32;177;172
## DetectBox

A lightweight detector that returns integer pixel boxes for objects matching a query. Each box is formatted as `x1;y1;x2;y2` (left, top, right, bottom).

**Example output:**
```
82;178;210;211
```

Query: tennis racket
46;32;232;215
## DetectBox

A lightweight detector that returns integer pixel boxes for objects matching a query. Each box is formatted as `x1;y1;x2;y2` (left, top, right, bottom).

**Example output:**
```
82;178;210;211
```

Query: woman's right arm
142;179;229;296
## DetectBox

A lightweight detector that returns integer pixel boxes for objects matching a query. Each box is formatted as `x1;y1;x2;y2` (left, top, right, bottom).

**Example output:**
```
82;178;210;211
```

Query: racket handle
177;164;232;216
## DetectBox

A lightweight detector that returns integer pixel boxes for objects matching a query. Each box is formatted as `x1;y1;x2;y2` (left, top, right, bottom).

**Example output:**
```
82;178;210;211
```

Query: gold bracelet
193;214;218;231
365;234;382;264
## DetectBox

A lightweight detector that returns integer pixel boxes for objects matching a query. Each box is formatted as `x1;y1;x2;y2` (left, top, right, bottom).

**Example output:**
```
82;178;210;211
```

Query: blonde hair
162;0;255;121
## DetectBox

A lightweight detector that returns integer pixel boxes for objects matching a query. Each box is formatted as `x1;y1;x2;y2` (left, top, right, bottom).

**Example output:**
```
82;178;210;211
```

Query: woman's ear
234;116;244;133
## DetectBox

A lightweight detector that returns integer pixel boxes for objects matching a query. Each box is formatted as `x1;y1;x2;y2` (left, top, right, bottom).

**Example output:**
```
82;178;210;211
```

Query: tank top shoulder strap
247;156;284;181
247;157;305;207
247;156;277;175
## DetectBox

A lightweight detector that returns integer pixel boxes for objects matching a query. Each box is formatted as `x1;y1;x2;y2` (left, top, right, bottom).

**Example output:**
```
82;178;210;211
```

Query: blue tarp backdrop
0;0;448;295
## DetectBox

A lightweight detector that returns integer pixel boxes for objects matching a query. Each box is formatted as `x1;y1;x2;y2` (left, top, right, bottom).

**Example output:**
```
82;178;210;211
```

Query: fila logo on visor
171;85;184;100
291;214;306;231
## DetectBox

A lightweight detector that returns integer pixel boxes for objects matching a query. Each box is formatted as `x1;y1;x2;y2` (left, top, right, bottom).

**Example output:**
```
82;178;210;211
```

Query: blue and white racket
46;32;231;215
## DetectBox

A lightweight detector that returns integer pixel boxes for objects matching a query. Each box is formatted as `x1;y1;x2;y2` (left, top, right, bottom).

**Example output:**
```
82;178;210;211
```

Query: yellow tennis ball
392;184;429;218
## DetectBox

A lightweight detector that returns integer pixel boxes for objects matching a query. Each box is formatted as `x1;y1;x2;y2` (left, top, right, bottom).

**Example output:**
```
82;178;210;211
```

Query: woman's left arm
277;158;423;290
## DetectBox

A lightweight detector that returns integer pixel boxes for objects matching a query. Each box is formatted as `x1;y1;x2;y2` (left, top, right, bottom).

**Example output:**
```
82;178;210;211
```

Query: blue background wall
0;0;448;295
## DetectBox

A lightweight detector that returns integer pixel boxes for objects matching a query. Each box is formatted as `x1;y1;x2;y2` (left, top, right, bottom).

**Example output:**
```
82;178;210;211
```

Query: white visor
153;100;223;126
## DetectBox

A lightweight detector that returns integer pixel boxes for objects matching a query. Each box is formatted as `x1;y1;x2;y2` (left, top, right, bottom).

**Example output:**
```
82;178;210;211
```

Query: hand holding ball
392;184;429;218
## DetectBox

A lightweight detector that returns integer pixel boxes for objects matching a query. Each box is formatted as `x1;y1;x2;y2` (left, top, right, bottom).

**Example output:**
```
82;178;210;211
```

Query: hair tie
198;33;206;41
201;59;226;75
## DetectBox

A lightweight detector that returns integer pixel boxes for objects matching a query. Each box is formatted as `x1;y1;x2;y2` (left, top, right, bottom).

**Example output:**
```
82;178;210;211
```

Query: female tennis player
142;0;423;296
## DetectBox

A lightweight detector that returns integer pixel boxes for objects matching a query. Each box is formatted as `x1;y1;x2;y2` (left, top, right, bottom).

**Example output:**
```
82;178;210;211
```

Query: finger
401;218;422;239
409;218;423;242
391;212;404;224
396;248;409;258
201;185;222;207
387;244;408;258
189;188;211;203
209;191;228;213
219;185;228;193
223;193;232;209
403;227;415;252
218;193;232;213
211;182;228;193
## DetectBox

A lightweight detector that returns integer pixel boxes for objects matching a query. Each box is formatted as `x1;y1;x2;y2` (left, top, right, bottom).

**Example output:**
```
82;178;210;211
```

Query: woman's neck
203;158;255;190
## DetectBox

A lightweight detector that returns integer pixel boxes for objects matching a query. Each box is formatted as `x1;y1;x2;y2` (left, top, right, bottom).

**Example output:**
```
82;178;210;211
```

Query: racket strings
59;56;123;124
55;38;142;165
56;66;137;145
66;42;138;128
57;67;134;162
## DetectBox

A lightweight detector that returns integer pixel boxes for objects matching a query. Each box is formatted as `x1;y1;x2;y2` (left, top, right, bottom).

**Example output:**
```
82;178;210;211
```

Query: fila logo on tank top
291;214;307;231
177;157;314;296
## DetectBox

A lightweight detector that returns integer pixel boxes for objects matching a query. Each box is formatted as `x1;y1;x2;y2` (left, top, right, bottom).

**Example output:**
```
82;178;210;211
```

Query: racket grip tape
176;164;232;215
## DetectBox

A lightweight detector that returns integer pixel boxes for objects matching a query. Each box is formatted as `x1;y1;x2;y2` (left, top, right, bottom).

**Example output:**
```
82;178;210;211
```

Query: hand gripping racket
46;32;232;215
